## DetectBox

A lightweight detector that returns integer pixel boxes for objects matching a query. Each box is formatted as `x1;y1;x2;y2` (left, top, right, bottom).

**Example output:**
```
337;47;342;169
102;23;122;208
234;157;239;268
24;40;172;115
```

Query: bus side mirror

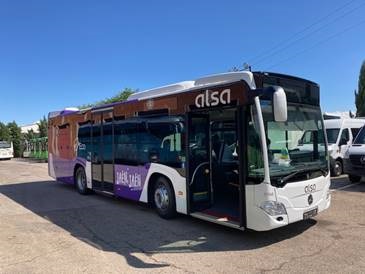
273;86;287;122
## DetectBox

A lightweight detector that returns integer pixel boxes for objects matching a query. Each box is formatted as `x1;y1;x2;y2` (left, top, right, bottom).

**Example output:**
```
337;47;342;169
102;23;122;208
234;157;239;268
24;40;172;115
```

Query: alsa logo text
195;89;231;108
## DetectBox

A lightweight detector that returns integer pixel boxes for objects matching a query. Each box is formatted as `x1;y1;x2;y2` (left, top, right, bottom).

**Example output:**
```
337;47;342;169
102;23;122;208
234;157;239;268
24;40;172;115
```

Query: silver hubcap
154;185;169;210
334;163;342;175
77;171;86;190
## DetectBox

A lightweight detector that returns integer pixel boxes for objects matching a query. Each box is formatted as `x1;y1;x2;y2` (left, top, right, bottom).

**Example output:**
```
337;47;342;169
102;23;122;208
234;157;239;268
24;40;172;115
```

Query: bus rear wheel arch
148;174;176;219
74;165;91;195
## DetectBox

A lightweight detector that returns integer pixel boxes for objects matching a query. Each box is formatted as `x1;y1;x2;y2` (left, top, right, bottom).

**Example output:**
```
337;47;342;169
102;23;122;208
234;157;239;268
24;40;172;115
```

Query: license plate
303;207;318;219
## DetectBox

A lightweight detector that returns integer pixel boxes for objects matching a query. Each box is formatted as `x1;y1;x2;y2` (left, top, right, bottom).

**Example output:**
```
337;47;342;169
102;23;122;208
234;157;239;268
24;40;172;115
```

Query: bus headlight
260;201;287;216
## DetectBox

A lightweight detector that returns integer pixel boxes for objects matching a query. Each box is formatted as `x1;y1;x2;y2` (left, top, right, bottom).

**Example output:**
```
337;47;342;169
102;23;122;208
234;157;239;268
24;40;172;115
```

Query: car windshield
248;101;328;182
325;128;340;144
353;126;365;144
0;141;11;148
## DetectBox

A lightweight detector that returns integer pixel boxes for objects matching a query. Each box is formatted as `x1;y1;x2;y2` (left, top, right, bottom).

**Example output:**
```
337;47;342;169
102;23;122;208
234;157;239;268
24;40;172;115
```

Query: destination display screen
260;73;320;106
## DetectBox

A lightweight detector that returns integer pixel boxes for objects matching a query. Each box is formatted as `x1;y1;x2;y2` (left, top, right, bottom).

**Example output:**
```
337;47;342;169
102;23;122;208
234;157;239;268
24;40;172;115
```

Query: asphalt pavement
0;159;365;273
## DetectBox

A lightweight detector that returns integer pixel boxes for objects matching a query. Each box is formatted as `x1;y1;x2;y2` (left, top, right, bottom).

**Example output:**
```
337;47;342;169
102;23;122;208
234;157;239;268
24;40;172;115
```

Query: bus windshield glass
0;141;11;148
249;101;328;183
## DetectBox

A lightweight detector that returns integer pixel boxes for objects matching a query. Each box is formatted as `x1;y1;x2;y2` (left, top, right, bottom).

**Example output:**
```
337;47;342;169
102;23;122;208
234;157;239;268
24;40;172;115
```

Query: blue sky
1;0;365;125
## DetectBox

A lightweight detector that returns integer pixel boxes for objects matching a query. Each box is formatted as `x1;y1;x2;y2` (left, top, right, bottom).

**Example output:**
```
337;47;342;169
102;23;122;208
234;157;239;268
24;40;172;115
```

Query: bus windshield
249;101;328;183
0;141;11;148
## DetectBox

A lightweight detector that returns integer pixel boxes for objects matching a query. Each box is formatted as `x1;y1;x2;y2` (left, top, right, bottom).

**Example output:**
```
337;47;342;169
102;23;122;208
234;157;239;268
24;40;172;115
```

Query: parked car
324;118;365;176
343;125;365;182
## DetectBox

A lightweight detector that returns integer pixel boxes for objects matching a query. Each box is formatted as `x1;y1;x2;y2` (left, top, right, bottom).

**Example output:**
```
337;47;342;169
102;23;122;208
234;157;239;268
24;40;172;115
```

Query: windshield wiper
279;166;327;184
279;169;306;184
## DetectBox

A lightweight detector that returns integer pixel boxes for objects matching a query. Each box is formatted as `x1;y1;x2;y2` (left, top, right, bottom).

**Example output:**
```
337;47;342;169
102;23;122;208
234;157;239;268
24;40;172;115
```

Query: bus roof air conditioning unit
194;72;255;89
129;81;195;101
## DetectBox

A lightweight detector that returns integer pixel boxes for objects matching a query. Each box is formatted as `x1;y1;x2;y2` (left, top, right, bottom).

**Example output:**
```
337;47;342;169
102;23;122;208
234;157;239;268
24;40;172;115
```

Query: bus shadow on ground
0;181;316;269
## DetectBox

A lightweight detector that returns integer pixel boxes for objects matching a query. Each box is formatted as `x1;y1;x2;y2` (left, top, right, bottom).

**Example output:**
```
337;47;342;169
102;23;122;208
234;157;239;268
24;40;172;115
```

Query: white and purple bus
48;71;331;231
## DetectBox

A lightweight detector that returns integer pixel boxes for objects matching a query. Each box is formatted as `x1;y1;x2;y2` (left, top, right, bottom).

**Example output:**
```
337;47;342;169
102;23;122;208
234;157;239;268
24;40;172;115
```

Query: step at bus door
187;113;212;211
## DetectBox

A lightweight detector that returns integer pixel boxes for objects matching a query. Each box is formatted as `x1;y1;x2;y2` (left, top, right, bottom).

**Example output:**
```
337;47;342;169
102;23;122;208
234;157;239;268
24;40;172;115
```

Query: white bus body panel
246;174;331;231
139;163;187;214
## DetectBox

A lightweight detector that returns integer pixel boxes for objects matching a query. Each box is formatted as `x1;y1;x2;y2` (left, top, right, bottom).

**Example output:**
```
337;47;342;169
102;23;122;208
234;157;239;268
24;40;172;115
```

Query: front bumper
246;175;331;231
0;154;13;159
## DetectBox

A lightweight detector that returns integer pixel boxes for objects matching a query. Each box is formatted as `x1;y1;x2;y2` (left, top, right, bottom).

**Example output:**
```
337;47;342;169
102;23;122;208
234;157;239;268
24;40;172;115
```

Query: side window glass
248;112;264;176
77;125;91;159
146;122;183;166
103;123;113;163
340;129;350;142
114;122;140;165
351;128;360;139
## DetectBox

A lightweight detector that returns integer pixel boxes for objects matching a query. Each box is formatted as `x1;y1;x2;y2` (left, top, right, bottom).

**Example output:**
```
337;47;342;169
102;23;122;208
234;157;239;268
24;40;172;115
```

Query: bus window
145;122;183;167
78;125;91;159
247;112;264;180
114;122;140;165
102;123;113;164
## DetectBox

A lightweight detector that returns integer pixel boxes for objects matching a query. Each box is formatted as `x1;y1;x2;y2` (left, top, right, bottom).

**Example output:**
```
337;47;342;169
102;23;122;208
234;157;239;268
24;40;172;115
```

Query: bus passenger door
187;113;212;211
91;110;114;192
91;113;103;190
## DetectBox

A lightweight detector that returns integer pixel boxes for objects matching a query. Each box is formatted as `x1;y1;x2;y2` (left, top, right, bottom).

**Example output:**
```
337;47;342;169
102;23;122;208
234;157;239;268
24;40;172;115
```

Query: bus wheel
75;167;89;195
331;160;342;177
153;177;176;219
348;175;361;183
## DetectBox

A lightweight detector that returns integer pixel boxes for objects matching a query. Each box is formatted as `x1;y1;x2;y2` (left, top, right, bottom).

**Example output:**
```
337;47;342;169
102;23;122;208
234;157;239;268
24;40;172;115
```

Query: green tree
24;129;37;142
21;129;37;155
0;122;11;141
78;88;136;109
37;116;48;138
355;61;365;116
7;121;22;157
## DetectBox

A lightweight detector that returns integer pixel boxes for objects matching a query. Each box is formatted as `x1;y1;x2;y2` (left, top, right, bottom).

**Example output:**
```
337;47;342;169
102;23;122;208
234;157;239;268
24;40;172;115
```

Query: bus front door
187;113;212;211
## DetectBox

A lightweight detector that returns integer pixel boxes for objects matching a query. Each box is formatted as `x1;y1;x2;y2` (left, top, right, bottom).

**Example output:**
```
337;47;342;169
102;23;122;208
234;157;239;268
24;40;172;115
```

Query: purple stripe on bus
51;154;88;185
60;110;79;116
114;164;150;201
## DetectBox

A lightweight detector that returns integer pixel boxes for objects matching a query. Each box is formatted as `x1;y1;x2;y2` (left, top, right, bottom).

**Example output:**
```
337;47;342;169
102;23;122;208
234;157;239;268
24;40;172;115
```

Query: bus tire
75;166;90;195
153;176;176;219
348;175;361;183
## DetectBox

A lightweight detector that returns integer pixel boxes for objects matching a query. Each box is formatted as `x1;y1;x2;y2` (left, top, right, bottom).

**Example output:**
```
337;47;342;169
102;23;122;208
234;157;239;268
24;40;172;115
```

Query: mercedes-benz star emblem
308;194;313;205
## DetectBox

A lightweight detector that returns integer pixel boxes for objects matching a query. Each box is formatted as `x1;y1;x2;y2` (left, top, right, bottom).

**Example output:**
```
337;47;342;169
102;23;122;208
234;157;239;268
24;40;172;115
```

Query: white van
324;118;365;176
343;125;365;182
